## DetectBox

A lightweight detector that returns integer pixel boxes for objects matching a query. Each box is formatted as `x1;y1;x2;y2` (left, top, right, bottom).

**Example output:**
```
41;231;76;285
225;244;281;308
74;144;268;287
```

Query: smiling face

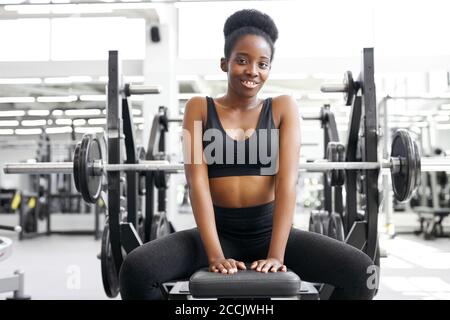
221;34;272;99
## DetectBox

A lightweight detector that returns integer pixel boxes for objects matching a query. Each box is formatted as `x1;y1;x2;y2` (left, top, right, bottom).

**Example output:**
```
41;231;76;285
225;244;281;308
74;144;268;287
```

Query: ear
220;58;228;72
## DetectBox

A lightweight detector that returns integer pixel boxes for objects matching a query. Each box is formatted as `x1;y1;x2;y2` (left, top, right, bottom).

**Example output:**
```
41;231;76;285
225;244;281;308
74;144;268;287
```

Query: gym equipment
100;223;119;298
327;212;345;242
0;226;31;299
2;48;448;300
309;210;345;242
6;130;443;204
189;266;301;298
390;130;421;202
73;134;103;204
321;70;356;106
326;141;346;186
144;106;176;242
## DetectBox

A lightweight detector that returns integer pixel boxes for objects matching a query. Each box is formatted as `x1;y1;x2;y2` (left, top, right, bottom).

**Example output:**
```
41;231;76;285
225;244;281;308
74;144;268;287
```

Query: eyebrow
235;52;270;60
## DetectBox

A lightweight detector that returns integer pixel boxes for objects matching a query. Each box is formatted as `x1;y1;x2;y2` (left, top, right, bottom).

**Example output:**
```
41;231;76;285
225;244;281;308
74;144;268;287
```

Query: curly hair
223;9;279;61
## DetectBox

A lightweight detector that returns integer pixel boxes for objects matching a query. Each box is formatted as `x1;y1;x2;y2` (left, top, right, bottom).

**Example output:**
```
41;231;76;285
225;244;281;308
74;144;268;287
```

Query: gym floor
1;210;449;300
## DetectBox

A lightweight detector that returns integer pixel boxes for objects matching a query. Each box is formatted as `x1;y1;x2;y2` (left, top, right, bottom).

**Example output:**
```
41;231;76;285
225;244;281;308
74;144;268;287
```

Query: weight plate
136;145;147;241
337;143;346;186
326;142;345;186
78;134;103;204
309;211;324;235
101;223;120;298
344;71;355;106
391;130;420;202
73;142;81;193
413;140;421;194
150;211;173;241
320;212;330;236
328;213;345;242
136;146;146;160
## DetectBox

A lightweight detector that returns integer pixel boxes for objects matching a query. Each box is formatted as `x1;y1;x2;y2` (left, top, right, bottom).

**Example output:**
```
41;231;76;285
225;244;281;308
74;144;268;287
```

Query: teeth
241;80;257;88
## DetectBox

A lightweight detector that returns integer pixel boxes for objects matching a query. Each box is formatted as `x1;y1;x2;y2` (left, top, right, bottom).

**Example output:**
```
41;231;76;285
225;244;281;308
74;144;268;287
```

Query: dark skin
183;34;301;275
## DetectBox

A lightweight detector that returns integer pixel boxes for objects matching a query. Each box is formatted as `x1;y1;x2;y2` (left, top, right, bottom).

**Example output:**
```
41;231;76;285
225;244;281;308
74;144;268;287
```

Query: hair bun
223;9;278;43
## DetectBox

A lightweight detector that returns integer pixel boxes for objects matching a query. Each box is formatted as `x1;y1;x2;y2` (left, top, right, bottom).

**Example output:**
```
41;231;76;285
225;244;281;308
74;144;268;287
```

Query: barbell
4;129;449;204
320;71;357;106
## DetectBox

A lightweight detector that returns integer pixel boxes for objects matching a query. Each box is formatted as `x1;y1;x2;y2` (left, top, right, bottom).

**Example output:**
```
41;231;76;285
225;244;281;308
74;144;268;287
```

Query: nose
245;63;258;77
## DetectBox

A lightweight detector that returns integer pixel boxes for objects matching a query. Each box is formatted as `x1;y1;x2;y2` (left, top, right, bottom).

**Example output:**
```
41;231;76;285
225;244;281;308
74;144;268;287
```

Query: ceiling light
0;97;35;103
0;129;14;135
0;78;42;84
65;109;101;116
55;119;72;125
0;110;26;117
44;76;92;84
74;127;104;134
28;109;50;116
79;95;106;102
15;128;42;135
46;126;73;134
88;118;107;125
22;119;47;126
0;120;19;127
37;96;77;103
73;119;86;126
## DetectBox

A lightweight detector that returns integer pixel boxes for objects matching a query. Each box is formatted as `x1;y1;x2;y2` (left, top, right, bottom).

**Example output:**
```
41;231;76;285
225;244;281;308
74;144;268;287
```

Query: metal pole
3;158;449;175
320;84;347;92
127;85;161;95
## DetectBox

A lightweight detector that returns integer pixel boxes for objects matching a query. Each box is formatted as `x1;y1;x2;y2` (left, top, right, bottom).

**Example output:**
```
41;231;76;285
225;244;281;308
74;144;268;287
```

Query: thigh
284;228;373;287
120;228;209;283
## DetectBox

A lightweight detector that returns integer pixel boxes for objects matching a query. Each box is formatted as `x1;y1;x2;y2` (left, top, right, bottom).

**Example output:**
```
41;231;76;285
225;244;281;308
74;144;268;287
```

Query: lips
240;80;258;89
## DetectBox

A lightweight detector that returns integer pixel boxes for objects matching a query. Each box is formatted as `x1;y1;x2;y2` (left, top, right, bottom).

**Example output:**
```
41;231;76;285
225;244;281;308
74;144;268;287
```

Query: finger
237;261;246;270
256;261;266;272
281;265;287;272
210;266;218;273
250;261;258;269
218;264;227;274
262;262;272;273
270;265;278;273
229;260;238;272
223;261;234;273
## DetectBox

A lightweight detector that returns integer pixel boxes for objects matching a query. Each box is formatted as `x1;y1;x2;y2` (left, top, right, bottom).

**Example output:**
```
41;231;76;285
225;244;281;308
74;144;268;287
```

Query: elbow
184;171;208;190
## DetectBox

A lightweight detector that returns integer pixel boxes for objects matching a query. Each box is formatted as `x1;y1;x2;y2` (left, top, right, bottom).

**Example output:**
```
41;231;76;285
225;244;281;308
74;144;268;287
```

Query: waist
213;201;274;239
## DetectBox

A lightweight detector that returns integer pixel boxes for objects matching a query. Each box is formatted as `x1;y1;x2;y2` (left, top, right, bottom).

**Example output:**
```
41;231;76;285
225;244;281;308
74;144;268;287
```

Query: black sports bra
202;96;279;178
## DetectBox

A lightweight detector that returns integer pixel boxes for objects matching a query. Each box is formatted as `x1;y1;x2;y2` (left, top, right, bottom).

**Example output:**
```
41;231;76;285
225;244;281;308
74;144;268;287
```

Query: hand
250;258;287;273
209;258;247;274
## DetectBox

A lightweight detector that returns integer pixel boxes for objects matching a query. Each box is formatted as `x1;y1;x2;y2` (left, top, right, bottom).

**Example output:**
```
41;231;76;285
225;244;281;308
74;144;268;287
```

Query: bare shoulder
271;95;299;127
183;96;208;124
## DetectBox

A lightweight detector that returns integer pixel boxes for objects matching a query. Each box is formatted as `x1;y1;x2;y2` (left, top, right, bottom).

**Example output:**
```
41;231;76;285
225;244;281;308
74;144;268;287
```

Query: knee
119;250;163;300
347;251;378;300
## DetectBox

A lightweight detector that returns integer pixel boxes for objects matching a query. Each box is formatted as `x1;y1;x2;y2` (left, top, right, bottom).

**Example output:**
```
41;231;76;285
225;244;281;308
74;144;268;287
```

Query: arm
267;95;301;262
251;95;301;273
182;97;225;264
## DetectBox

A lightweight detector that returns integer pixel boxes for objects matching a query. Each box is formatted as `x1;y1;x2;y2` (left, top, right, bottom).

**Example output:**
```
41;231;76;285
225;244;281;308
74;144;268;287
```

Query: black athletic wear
202;97;279;178
120;202;376;300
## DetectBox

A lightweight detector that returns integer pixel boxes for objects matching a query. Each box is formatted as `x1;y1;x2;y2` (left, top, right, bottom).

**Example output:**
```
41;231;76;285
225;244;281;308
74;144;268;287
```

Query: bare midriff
208;175;275;208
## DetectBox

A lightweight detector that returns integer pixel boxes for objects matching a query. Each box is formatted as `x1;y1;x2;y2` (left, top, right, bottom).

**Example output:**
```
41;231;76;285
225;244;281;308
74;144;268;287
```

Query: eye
259;62;270;69
236;57;247;64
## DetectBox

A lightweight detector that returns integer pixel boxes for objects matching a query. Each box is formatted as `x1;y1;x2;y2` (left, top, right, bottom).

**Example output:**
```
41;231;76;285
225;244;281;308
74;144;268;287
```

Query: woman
120;9;375;300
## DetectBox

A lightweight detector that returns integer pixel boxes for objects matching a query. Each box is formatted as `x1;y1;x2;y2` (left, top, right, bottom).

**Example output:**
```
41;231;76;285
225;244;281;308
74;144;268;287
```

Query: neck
221;89;260;110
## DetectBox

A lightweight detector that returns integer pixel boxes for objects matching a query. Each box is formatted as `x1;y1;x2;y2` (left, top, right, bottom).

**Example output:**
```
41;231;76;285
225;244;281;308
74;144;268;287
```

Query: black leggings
119;202;376;300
